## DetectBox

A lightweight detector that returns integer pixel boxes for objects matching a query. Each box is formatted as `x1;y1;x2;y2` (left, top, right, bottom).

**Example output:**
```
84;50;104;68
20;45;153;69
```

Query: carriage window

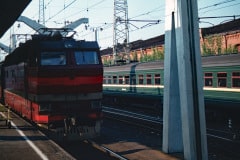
41;52;66;65
130;75;136;85
113;76;117;84
232;72;240;88
107;76;111;84
217;72;227;87
119;76;123;84
104;76;111;84
204;72;213;87
155;74;161;85
139;75;144;84
74;51;99;65
125;75;130;84
147;74;152;85
103;76;107;84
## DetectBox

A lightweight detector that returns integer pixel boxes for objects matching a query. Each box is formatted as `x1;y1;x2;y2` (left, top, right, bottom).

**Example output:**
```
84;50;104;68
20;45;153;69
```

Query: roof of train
201;54;240;67
4;34;100;66
104;54;240;73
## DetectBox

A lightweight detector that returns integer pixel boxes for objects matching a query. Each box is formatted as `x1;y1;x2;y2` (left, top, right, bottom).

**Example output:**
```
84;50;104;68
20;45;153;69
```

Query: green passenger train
103;54;240;116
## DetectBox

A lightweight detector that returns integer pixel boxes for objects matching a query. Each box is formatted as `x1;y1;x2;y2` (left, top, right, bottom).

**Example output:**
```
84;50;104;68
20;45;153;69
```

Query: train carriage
0;28;103;139
103;54;240;117
103;61;164;113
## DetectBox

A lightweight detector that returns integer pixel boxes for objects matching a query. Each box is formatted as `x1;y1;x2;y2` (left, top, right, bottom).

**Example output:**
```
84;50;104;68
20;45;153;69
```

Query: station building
101;18;240;65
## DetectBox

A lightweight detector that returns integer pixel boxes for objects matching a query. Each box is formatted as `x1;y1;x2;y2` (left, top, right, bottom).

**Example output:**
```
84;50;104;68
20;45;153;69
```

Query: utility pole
39;0;45;25
93;27;103;41
113;0;129;64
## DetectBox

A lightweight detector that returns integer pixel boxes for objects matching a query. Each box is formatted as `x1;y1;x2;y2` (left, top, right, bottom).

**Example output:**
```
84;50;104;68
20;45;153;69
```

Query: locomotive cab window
74;51;99;65
41;52;66;65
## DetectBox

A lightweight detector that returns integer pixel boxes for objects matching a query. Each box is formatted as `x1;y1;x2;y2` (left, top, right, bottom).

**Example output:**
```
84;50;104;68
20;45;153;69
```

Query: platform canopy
0;0;31;38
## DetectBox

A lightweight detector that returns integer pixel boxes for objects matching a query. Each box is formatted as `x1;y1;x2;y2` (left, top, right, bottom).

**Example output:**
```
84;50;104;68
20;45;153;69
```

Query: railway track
3;104;239;160
103;106;240;160
207;128;240;142
103;106;240;141
103;106;162;131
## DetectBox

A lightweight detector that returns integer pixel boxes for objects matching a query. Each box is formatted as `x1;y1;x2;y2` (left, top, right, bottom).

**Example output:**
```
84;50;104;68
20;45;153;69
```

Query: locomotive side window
217;72;227;87
74;51;99;65
232;72;240;88
41;52;66;65
204;72;213;87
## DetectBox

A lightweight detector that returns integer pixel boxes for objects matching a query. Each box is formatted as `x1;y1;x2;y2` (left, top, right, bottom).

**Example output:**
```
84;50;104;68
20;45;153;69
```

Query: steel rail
87;140;129;160
103;106;162;124
103;106;240;143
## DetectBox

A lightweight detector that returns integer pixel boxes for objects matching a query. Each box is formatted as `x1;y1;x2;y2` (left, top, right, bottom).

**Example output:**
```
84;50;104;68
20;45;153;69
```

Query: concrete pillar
163;0;208;159
163;11;182;152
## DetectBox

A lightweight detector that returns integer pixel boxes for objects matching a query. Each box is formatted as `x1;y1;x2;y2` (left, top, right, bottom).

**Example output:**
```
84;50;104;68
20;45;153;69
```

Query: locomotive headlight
91;101;102;109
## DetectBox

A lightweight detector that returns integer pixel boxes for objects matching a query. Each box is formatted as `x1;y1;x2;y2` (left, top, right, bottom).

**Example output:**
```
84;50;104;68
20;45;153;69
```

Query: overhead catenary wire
46;0;78;22
1;0;240;49
199;0;236;10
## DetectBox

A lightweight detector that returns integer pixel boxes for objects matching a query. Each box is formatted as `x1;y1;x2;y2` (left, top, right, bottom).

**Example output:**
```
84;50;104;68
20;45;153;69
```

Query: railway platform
0;106;76;160
95;119;183;160
97;141;182;160
0;105;182;160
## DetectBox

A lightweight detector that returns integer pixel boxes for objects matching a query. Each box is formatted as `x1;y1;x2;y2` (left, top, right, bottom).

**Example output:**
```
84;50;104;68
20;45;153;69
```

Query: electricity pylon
113;0;130;64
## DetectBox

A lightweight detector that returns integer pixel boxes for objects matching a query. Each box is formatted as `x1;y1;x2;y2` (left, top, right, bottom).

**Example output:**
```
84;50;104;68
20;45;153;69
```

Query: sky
0;0;239;51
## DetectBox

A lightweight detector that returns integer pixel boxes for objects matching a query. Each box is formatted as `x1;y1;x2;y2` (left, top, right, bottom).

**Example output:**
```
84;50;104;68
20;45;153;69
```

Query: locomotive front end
28;31;103;140
2;28;103;140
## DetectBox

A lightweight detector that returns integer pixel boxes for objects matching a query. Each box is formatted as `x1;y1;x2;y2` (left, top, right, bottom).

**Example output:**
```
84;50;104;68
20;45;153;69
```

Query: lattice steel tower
113;0;129;63
39;0;45;25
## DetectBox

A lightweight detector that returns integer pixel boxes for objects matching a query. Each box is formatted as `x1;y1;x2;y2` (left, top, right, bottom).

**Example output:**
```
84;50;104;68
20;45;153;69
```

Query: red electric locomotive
0;28;103;139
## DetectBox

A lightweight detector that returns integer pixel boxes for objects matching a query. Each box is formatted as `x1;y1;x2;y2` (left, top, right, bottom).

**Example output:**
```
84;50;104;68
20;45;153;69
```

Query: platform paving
0;109;75;160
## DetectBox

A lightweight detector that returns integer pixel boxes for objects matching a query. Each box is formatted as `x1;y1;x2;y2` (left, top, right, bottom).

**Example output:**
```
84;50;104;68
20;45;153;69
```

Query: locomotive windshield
74;51;99;65
40;51;99;66
41;52;66;65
